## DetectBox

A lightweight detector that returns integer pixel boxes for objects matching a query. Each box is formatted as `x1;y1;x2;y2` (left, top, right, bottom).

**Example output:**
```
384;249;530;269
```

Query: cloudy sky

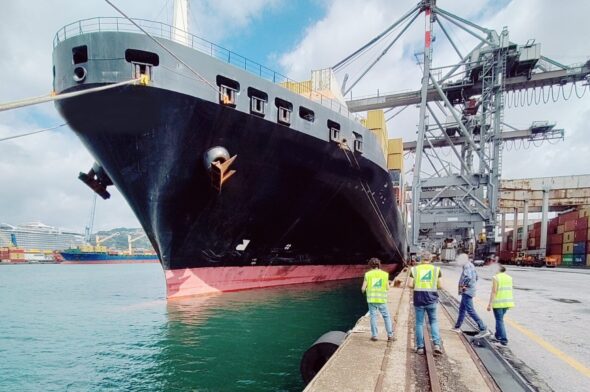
0;0;588;232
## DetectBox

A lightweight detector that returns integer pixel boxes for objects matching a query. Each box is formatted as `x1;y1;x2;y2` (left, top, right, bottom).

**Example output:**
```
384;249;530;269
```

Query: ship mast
172;0;189;45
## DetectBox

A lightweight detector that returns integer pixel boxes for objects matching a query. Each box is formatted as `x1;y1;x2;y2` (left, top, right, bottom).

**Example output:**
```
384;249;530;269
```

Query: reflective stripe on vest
365;269;389;303
492;272;515;308
412;264;439;292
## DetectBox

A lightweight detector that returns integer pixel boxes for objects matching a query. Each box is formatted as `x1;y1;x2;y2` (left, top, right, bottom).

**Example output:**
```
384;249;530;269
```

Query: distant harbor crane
127;233;146;255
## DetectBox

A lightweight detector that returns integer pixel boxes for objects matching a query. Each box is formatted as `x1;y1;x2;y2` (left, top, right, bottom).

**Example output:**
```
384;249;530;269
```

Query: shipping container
549;244;562;255
574;229;588;242
564;231;575;243
573;242;586;255
548;233;563;245
563;243;574;254
564;220;577;232
562;254;573;266
559;211;579;224
573;254;586;265
557;225;565;234
528;238;536;247
575;217;589;231
587;253;590;267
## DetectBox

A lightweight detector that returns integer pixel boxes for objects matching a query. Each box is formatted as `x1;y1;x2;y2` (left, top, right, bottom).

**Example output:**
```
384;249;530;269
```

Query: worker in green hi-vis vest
487;264;515;346
361;258;396;342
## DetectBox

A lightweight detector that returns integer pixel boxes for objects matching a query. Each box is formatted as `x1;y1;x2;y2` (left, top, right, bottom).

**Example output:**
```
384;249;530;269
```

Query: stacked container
555;209;589;266
504;207;590;267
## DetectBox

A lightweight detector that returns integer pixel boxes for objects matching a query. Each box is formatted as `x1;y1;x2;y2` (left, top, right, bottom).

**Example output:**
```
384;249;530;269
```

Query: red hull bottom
165;264;401;298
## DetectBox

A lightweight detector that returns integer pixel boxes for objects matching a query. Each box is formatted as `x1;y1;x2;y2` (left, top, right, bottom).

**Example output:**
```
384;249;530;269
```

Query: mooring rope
0;78;141;113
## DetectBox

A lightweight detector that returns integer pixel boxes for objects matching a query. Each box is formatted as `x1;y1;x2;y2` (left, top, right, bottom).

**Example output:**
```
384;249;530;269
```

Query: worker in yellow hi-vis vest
487;264;515;346
409;256;443;355
361;258;395;342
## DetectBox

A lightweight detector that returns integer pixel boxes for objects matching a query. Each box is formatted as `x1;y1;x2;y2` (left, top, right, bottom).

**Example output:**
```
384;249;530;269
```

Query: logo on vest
372;279;383;288
420;270;432;282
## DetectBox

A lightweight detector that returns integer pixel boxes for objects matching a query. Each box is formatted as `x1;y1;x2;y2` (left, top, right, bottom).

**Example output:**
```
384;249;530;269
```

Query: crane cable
104;0;220;95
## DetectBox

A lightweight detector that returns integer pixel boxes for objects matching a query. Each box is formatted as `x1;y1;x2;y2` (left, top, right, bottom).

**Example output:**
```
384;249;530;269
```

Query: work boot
433;344;443;355
388;334;397;342
416;347;425;355
371;336;378;342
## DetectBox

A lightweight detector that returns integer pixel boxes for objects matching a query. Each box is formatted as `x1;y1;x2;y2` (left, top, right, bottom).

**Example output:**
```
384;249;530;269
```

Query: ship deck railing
54;17;360;122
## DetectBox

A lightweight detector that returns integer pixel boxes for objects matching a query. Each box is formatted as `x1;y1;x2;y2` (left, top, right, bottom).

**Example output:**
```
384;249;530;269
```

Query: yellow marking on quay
471;297;590;378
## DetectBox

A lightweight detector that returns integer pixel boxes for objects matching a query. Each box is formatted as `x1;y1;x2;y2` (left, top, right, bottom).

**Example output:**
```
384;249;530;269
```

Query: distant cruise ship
0;222;85;251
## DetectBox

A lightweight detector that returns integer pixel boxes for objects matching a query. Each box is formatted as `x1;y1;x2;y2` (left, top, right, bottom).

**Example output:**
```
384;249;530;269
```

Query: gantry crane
334;0;589;254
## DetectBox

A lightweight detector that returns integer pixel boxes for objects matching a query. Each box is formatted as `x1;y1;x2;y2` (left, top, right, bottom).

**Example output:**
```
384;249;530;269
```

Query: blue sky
207;0;326;70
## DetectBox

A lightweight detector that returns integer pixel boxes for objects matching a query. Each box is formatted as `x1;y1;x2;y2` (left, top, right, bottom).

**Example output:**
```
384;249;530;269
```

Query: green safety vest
411;264;440;292
492;272;515;309
365;269;389;304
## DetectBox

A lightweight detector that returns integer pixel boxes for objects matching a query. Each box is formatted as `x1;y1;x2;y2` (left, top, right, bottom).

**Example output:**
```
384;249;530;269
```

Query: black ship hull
52;24;406;297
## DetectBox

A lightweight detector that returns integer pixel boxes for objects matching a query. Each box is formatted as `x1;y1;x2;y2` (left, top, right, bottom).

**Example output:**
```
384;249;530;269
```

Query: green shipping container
562;254;573;266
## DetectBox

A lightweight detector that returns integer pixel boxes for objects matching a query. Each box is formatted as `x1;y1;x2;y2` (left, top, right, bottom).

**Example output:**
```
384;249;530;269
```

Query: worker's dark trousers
454;294;486;331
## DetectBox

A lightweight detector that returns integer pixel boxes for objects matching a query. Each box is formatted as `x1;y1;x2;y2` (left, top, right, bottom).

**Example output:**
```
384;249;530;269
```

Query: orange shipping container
564;231;575;243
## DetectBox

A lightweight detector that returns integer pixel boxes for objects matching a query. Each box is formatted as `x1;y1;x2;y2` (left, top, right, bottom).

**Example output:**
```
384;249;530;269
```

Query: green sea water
0;264;367;391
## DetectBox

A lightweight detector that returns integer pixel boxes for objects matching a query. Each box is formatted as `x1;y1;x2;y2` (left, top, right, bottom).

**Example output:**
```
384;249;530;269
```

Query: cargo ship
51;3;407;298
60;246;158;264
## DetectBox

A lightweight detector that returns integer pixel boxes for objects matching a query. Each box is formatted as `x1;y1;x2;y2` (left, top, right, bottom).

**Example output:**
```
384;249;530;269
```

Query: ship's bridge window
72;45;88;64
247;87;268;117
353;132;363;153
299;106;315;122
216;75;240;108
328;120;341;142
275;98;293;126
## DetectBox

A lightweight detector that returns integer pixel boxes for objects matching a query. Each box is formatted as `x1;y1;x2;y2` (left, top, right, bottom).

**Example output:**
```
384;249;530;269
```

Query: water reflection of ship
156;280;367;391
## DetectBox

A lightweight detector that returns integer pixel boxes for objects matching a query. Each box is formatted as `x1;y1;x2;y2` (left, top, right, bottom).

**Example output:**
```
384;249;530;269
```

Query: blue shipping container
573;242;586;255
573;254;586;265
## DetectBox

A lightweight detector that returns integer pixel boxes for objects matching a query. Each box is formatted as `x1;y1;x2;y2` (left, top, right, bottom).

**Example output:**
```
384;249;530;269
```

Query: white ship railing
54;17;360;122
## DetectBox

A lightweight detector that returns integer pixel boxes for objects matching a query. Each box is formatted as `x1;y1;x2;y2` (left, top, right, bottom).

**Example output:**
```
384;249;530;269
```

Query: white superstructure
0;222;85;250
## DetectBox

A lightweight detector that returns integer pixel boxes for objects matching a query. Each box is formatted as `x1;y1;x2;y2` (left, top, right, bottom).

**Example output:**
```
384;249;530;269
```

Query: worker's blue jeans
454;294;487;331
493;307;509;345
368;303;393;338
415;303;441;348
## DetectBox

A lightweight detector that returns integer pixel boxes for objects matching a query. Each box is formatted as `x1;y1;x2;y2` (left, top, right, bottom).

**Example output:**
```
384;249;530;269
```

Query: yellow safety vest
365;269;389;304
492;272;515;309
411;264;439;292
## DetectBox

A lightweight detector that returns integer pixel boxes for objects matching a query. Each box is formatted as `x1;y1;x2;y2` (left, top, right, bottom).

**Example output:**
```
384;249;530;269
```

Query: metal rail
438;289;536;392
53;17;356;121
424;323;442;392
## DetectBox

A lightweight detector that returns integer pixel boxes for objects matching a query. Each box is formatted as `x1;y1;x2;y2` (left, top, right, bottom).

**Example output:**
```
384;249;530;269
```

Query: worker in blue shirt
452;251;490;338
